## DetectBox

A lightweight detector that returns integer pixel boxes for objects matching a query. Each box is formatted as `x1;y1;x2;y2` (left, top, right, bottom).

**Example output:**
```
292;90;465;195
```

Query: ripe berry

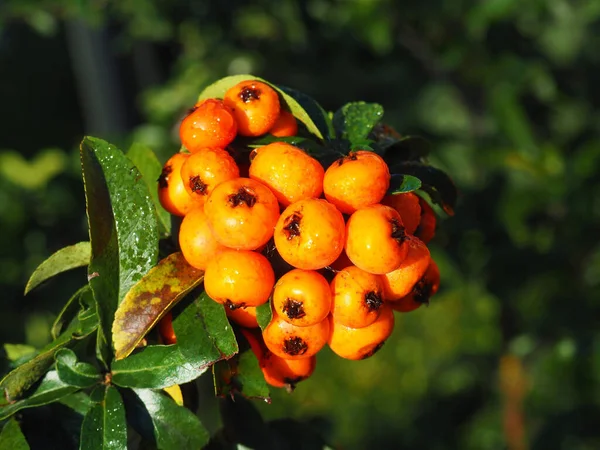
261;352;316;388
223;80;280;136
178;206;226;270
226;306;259;328
382;192;422;236
158;152;193;217
345;204;409;274
179;99;237;152
269;110;298;137
382;235;431;301
158;312;177;345
274;198;345;270
249;142;324;206
415;197;436;244
323;150;390;214
263;312;329;360
391;260;440;312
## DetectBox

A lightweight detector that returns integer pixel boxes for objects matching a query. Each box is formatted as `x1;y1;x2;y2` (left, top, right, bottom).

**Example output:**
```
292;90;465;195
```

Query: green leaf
215;394;273;449
132;389;209;449
80;385;127;450
51;285;90;340
389;162;458;216
381;135;432;163
387;174;422;195
58;391;93;416
277;85;335;140
111;292;238;389
333;102;384;148
0;418;30;450
112;252;204;360
81;136;160;354
0;371;78;420
3;344;36;364
0;290;98;401
255;302;272;331
55;349;101;389
24;242;90;295
197;74;325;140
126;143;171;237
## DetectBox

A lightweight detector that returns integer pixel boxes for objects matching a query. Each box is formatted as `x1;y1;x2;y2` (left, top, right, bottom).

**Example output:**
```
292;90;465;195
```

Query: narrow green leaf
112;252;204;360
387;174;422;195
80;385;127;450
0;291;98;401
389;161;458;215
255;302;272;331
333;102;384;147
51;285;90;340
277;85;335;140
0;371;78;420
0;418;30;450
81;136;159;354
55;349;101;389
24;242;90;295
126;143;171;237
197;74;325;140
111;292;238;389
132;389;209;449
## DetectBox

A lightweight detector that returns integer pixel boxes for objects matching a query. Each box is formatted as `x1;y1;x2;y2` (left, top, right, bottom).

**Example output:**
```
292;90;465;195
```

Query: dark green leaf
333;102;384;148
389;162;457;215
0;371;78;420
216;394;272;449
132;389;209;449
0;418;30;450
277;85;335;140
112;252;204;360
80;385;127;450
197;74;325;140
111;292;238;389
126;143;171;237
55;349;101;389
24;242;90;295
58;391;93;416
51;285;90;340
387;174;422;195
255;302;272;331
0;290;98;401
81;136;160;355
382;135;432;163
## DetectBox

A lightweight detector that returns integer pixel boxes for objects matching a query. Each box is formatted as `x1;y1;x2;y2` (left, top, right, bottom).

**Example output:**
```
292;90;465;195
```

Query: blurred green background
1;1;600;449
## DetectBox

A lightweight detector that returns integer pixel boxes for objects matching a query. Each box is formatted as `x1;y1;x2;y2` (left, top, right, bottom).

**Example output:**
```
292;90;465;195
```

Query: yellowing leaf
163;385;184;406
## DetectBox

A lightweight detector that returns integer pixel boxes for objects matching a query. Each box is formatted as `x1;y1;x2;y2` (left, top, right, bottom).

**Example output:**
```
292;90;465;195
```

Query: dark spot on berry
412;277;433;305
361;341;385;359
239;86;261;103
186;105;199;116
364;291;383;312
283;376;305;386
224;299;244;310
347;152;358;161
283;337;308;356
282;298;306;319
228;187;257;208
283;213;302;240
189;175;208;195
158;164;172;189
390;218;407;243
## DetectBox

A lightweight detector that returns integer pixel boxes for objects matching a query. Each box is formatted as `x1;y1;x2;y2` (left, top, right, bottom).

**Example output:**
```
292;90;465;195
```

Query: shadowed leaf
112;252;204;361
24;242;90;295
387;174;422;195
0;418;30;450
51;285;90;340
55;349;101;389
80;385;127;450
278;85;335;140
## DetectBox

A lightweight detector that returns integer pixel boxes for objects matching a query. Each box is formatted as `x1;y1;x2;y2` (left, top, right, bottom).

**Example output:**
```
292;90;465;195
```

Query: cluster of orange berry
157;79;440;389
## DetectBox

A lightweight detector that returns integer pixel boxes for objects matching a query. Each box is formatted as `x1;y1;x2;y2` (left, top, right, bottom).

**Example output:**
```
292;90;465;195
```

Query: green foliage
0;418;30;450
80;385;127;450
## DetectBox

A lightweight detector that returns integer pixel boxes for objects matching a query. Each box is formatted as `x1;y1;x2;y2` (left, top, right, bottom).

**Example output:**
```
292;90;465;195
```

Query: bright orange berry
263;312;329;360
223;80;281;136
179;99;237;152
415;197;436;243
382;192;422;235
226;306;259;328
382;236;431;301
158;153;193;217
269;111;298;137
391;260;440;312
178;206;227;270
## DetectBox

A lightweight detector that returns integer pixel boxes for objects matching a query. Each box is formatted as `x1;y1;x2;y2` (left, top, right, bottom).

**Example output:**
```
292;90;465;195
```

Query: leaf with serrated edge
126;143;171;237
387;174;422;195
0;418;30;450
55;349;101;389
80;385;127;450
0;291;98;401
111;292;238;389
112;252;204;360
24;242;90;295
133;389;209;449
197;74;325;140
0;371;78;420
81;137;159;355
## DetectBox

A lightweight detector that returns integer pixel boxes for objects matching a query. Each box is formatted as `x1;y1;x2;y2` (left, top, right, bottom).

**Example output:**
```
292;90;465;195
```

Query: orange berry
415;197;436;243
158;312;177;345
249;142;324;206
261;352;316;388
204;178;279;250
391;260;440;312
158;153;193;217
180;148;240;207
330;265;385;328
226;306;259;328
204;249;275;309
179;99;237;152
328;304;395;360
274;199;345;270
272;269;332;327
269;110;298;137
328;250;353;271
323;151;390;214
382;236;431;301
239;328;265;360
345;204;409;274
382;192;422;235
263;312;329;360
223;80;280;136
178;206;227;270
